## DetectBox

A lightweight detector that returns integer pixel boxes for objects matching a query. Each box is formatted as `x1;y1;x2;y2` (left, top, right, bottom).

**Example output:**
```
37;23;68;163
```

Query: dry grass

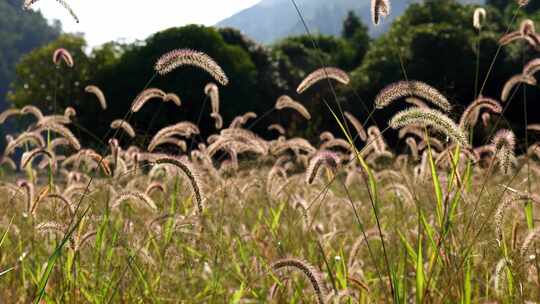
2;5;540;303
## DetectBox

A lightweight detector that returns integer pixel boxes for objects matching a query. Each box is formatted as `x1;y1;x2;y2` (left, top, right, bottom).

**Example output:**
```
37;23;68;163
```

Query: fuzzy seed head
389;107;468;147
371;0;391;25
491;129;516;174
275;95;311;120
53;48;74;67
155;49;228;85
85;85;107;110
473;8;487;30
296;67;350;94
375;81;452;112
270;258;327;304
306;151;340;184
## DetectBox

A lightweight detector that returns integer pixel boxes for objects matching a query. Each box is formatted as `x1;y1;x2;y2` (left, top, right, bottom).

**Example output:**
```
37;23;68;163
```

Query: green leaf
398;231;417;263
425;131;444;227
416;237;424;304
230;282;244;304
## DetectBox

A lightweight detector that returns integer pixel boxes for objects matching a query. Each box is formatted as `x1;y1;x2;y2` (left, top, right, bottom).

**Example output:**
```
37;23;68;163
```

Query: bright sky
30;0;260;47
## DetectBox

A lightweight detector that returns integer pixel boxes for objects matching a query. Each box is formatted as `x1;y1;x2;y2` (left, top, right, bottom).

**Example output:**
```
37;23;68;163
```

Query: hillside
217;0;482;43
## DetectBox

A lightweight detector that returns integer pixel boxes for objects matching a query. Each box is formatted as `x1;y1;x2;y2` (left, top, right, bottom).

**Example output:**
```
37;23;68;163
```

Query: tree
218;27;284;109
8;34;90;112
345;0;534;145
7;34;126;149
0;0;60;108
0;0;60;150
341;11;370;66
78;25;259;148
342;11;363;40
269;34;358;139
487;0;540;13
7;25;268;150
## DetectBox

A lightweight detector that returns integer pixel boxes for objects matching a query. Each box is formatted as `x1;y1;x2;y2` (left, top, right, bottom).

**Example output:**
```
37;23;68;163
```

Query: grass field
2;3;540;303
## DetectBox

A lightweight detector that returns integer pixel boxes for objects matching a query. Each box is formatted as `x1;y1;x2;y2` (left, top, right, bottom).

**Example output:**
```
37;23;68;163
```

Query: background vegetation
4;0;540;149
0;0;60;148
2;0;540;303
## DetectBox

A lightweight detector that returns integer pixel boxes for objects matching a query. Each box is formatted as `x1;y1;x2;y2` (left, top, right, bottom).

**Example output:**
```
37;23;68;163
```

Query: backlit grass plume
148;137;186;152
131;88;165;112
459;96;502;129
4;132;44;155
520;226;540;256
131;88;182;112
0;108;20;124
151;121;199;142
268;124;286;135
389;107;468;147
518;0;530;7
305;150;340;184
85;85;107;110
155;49;229;85
499;19;540;49
21;105;44;121
37;114;71;126
52;48;74;67
523;58;540;76
153;155;204;214
500;74;537;102
35;123;81;150
21;148;54;170
270;258;327;304
375;80;452;111
494;189;539;244
482;112;491;126
344;112;367;142
204;83;220;114
275;95;311;119
527;124;540;133
520;19;535;36
473;8;487;30
491;129;516;174
110;119;136;138
296;67;350;94
210;112;223;129
371;0;391;25
164;93;181;106
112;191;158;211
148;122;199;152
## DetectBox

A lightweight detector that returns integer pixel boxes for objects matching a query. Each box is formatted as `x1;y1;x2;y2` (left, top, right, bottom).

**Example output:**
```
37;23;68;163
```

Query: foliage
345;0;540;146
8;35;90;111
89;25;259;146
3;1;540;303
0;0;60;149
7;0;540;148
342;11;371;64
0;0;60;107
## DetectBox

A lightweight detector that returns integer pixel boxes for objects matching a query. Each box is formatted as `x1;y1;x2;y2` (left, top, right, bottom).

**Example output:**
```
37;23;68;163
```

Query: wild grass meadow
1;0;540;303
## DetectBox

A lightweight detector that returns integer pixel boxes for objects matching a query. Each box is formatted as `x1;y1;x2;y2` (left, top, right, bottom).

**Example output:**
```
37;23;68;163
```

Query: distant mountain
217;0;483;44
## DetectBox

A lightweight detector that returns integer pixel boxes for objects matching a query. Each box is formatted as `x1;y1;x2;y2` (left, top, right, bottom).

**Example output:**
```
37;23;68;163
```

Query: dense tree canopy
7;0;540;149
0;0;61;150
346;0;540;146
342;11;371;64
0;0;60;108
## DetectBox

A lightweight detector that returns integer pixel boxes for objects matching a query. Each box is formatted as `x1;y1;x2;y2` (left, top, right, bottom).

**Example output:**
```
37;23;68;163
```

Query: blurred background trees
0;0;60;149
4;0;540;149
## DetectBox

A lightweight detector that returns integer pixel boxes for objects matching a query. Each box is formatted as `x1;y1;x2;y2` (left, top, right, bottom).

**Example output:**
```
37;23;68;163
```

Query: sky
29;0;261;47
